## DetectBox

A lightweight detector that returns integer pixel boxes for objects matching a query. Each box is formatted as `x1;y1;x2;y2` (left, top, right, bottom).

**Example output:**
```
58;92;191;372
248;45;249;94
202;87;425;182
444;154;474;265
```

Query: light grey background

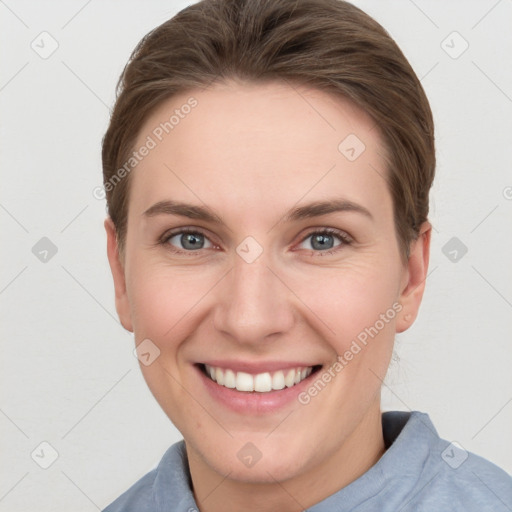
1;0;511;510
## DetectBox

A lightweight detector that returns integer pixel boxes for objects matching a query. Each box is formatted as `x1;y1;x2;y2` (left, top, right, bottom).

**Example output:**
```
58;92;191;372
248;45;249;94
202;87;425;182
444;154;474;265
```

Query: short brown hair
102;0;435;261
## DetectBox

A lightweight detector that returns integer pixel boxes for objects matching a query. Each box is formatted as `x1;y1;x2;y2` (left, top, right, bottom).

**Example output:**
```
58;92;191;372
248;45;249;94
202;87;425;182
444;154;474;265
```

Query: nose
213;252;295;345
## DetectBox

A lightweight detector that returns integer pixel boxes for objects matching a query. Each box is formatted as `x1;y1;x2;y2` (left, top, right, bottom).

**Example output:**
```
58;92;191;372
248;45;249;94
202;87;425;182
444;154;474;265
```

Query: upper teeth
204;364;313;393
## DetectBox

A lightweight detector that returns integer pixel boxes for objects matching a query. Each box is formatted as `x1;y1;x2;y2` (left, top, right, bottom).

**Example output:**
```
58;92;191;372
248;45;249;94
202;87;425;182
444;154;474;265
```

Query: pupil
182;233;203;250
312;234;333;250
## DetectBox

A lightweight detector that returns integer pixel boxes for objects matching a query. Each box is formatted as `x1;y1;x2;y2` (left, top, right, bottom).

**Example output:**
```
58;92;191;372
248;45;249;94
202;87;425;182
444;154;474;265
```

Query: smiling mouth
199;363;322;393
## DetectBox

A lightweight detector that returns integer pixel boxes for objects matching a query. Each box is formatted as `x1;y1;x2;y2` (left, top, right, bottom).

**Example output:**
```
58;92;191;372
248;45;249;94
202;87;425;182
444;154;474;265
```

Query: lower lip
195;364;320;415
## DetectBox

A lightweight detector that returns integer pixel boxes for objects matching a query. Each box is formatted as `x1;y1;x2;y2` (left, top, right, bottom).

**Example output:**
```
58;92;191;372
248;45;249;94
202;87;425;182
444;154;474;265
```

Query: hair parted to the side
102;0;435;262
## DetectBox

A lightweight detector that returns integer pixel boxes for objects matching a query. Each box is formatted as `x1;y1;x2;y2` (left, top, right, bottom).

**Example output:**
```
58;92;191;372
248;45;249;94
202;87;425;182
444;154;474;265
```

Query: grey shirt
103;410;512;511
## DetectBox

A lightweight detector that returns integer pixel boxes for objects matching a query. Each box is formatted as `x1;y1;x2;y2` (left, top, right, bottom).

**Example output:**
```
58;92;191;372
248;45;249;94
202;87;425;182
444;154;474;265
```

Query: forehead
128;80;391;221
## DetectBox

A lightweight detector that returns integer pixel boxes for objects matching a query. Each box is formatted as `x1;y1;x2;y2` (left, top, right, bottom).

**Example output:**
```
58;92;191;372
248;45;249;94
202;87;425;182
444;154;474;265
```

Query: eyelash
159;227;353;257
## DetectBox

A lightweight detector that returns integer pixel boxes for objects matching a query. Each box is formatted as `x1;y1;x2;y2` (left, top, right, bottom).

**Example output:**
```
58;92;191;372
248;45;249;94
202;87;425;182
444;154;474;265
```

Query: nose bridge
213;251;294;343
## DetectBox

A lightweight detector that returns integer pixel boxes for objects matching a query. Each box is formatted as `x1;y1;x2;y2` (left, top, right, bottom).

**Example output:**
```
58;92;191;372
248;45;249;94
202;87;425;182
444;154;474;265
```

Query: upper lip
199;360;321;374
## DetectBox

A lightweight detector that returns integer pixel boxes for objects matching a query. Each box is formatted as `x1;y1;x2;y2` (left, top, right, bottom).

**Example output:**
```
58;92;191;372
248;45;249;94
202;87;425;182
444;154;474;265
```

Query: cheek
292;260;402;354
124;264;217;428
290;265;400;417
126;264;212;341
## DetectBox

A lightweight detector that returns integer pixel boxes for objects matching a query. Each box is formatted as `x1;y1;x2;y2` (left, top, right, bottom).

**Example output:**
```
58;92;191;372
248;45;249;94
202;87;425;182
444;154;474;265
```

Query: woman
101;0;512;510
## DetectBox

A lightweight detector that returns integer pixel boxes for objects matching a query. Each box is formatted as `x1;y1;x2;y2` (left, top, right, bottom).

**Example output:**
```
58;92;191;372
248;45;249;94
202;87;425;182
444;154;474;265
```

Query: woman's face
106;80;429;488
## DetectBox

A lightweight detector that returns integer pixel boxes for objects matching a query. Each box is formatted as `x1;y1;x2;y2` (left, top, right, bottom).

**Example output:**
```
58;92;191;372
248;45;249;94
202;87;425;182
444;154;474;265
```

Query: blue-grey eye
299;231;345;251
167;231;213;251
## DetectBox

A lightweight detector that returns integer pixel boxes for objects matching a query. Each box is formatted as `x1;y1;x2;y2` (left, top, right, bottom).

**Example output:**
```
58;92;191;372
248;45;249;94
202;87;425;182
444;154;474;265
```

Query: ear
104;218;133;332
396;221;431;333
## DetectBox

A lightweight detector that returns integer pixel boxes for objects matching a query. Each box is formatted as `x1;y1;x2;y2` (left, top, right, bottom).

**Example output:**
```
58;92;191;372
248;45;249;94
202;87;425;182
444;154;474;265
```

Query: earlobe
104;218;133;332
396;221;432;333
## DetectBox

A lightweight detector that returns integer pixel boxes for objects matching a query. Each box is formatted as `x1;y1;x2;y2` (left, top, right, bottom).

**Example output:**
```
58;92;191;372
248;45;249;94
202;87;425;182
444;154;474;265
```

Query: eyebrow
143;200;224;224
283;199;373;222
142;198;373;224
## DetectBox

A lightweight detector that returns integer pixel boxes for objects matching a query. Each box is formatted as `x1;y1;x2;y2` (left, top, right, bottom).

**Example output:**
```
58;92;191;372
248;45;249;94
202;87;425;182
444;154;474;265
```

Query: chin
200;436;311;484
217;456;306;484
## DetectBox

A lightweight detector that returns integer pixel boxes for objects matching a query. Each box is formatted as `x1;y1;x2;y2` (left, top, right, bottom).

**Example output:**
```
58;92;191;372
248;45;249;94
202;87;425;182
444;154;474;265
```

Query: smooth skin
105;79;431;512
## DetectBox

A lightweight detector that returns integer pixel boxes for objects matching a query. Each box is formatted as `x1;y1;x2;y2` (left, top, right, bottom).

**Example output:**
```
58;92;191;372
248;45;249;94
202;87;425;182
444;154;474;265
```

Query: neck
187;402;386;512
